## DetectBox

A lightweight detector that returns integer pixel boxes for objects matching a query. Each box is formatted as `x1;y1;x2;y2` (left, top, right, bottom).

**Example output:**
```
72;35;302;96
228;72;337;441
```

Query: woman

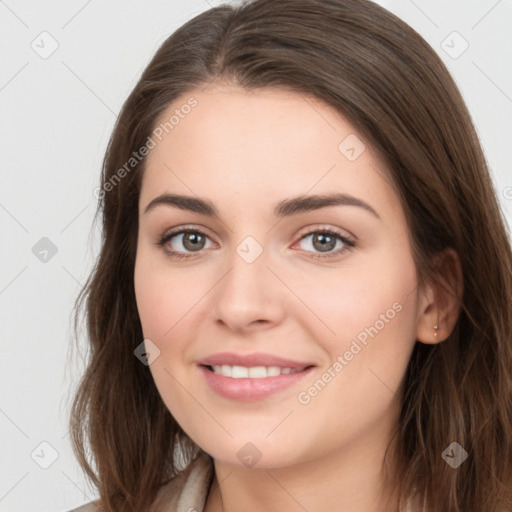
68;0;512;511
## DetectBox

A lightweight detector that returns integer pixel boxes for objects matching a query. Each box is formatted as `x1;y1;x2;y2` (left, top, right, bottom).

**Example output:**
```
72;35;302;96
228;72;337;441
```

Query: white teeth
266;366;282;377
248;366;267;378
231;365;248;378
221;365;232;377
210;365;302;378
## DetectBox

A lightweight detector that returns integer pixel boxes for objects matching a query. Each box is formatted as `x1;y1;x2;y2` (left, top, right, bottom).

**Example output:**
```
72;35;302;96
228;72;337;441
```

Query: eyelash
156;226;356;260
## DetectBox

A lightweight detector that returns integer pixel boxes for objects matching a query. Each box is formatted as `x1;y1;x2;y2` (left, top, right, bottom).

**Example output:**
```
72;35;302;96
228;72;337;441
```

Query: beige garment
68;450;421;512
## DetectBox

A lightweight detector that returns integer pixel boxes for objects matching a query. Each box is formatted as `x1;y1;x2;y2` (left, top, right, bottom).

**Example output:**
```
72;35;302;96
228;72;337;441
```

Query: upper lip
197;352;315;370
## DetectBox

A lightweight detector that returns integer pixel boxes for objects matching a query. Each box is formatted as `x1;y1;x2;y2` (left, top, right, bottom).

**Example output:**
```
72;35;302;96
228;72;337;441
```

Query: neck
204;414;401;512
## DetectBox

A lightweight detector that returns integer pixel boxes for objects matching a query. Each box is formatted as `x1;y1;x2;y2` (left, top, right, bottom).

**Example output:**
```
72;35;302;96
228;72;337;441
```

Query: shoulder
66;450;214;512
152;449;214;511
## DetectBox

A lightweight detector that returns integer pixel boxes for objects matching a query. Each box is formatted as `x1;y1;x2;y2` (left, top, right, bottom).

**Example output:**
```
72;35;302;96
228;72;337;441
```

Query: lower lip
199;365;315;401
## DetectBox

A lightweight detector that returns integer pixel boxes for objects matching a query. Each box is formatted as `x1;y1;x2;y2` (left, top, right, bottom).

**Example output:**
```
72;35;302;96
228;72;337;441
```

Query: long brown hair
69;1;512;510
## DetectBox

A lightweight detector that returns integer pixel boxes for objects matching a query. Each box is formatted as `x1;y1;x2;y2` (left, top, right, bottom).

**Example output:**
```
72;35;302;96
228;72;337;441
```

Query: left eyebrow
274;193;380;220
143;192;380;220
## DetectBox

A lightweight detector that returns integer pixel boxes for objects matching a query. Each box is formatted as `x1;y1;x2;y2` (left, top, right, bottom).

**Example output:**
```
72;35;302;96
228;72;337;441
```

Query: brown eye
158;229;214;259
179;232;207;252
310;233;337;252
296;229;356;259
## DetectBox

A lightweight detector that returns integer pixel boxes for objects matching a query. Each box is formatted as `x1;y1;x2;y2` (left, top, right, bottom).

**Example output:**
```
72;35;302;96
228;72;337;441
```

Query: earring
434;325;439;337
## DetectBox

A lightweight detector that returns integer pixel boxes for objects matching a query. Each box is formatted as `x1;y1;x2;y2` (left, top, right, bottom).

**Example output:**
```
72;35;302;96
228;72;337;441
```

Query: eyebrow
143;192;380;219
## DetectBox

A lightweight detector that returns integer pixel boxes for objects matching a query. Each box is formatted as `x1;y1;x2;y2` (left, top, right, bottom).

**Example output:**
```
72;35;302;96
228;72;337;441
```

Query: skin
134;84;462;512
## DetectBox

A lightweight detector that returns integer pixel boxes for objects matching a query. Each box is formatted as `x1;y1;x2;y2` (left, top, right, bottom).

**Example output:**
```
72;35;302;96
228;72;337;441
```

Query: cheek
291;262;418;454
134;249;206;341
290;248;419;427
134;251;199;417
133;265;170;341
286;247;419;353
320;253;419;393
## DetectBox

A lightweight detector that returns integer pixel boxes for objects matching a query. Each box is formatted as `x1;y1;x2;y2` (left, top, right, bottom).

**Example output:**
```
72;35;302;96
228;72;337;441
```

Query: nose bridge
235;234;266;267
212;233;283;329
222;234;271;302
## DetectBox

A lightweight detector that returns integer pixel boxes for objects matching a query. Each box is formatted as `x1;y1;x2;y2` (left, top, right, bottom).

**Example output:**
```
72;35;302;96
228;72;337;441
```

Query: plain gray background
1;0;511;510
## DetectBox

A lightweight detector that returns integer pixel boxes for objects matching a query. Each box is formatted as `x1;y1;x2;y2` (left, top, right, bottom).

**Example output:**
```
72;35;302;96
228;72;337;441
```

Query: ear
416;248;464;344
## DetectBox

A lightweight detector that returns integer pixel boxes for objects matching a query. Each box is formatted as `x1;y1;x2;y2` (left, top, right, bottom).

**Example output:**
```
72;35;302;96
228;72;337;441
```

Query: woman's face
134;85;423;468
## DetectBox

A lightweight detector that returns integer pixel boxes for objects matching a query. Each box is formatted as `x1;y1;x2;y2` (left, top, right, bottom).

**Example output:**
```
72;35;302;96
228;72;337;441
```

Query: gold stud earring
434;325;439;337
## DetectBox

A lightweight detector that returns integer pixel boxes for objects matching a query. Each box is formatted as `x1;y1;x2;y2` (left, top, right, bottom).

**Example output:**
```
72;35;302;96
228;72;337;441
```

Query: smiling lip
196;352;313;369
196;352;316;401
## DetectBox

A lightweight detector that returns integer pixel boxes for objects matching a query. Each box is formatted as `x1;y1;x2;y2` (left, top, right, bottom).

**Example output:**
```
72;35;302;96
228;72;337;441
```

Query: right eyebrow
144;193;216;216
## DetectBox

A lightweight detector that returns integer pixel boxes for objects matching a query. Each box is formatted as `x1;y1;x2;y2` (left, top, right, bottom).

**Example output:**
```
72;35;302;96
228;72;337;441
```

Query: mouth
202;364;313;378
198;357;316;401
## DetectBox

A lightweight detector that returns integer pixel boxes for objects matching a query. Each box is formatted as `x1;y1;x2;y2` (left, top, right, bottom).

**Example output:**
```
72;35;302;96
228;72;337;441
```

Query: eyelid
159;224;213;240
295;223;354;241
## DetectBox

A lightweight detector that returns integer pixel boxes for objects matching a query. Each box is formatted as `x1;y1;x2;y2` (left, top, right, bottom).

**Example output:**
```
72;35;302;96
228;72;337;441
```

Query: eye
156;226;356;260
156;227;215;259
294;228;356;259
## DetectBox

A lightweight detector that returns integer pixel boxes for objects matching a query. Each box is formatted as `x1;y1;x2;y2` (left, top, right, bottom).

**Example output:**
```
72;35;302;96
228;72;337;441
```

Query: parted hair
69;1;512;510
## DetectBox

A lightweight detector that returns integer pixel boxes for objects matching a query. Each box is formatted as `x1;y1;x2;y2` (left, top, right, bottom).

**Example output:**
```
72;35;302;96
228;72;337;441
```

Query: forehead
147;85;356;170
141;85;400;223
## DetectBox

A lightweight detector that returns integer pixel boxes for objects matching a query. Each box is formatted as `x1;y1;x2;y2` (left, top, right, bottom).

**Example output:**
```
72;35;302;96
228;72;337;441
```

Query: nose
211;244;286;333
